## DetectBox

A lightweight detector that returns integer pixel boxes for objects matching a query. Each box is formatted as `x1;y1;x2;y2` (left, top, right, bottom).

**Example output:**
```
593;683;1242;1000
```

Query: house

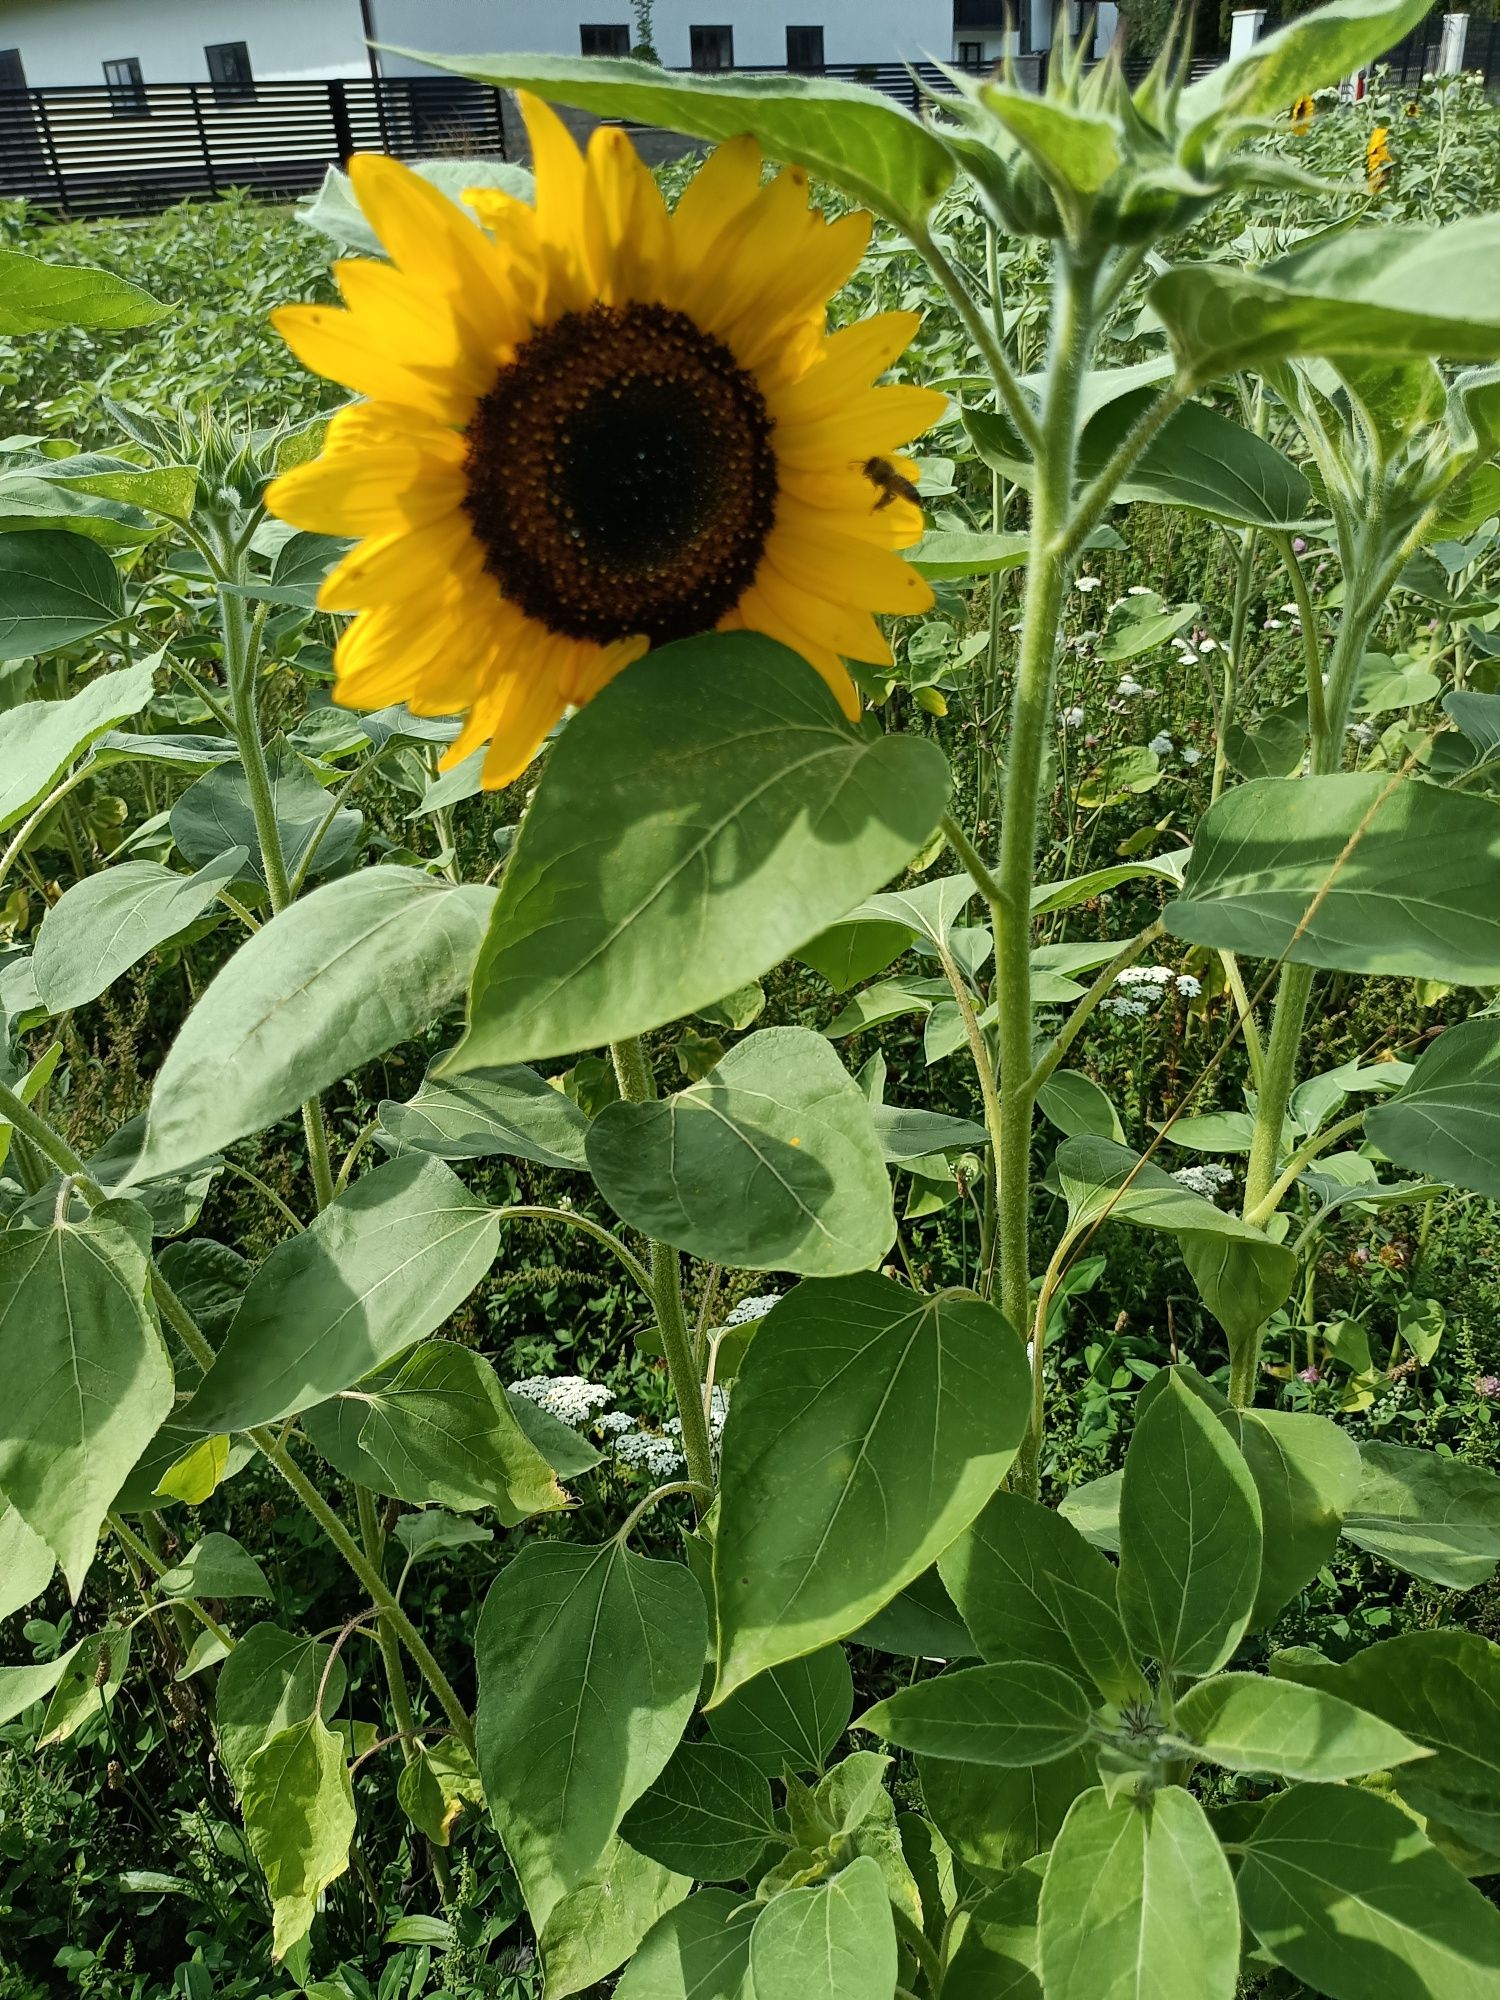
0;0;1114;92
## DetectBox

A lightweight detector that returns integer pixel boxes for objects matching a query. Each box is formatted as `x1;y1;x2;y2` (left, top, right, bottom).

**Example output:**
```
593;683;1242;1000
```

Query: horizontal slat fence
0;77;506;217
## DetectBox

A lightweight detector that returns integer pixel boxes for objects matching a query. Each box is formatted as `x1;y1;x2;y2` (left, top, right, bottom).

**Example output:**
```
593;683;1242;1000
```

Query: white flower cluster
1148;731;1174;756
1181;746;1203;767
613;1431;686;1478
508;1374;614;1427
1061;705;1087;729
1117;674;1147;698
720;1293;780;1330
1172;1162;1235;1201
1104;966;1200;1017
1347;720;1378;749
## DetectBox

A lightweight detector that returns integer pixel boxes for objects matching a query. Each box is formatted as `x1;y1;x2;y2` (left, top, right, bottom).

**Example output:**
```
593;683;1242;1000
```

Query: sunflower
265;96;946;787
1365;124;1393;192
1290;94;1316;135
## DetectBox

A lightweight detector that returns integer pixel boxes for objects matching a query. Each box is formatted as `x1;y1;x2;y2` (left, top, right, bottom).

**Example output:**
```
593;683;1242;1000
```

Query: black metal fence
0;76;507;218
1382;6;1500;83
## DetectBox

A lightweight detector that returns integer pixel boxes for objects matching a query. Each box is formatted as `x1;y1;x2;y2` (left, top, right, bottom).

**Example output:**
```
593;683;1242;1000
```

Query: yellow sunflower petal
736;590;864;718
765;521;934;618
775;384;950;464
272;305;476;423
317;516;481;612
668;134;764;276
346;152;526;348
334;604;471;711
520;92;592;315
585;124;672;303
767;311;927;423
266;448;464;539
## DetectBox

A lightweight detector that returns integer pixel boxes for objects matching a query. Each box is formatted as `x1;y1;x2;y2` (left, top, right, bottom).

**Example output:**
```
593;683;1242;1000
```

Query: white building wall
0;0;369;86
375;1;956;73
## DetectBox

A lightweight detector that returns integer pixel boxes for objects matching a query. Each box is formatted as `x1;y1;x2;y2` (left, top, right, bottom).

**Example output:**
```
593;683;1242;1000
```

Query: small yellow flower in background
266;95;945;789
1404;99;1421;117
1366;124;1394;191
1290;95;1316;134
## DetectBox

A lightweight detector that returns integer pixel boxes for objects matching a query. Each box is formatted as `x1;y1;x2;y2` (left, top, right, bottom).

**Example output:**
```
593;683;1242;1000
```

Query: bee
862;455;923;512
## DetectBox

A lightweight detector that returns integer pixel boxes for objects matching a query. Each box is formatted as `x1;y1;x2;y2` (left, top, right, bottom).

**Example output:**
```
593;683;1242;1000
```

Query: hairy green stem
609;1038;716;1500
994;252;1099;1492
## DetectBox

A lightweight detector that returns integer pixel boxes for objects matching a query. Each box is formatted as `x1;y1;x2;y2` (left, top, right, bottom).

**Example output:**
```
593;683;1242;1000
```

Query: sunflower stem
992;248;1101;1498
609;1038;716;1505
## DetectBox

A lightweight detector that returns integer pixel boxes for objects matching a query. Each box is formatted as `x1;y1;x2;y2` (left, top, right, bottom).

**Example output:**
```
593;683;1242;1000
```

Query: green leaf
37;1623;131;1746
351;1340;566;1522
169;742;361;887
474;1539;705;1931
1224;708;1307;781
0;531;126;661
215;1622;348;1791
1237;1783;1500;1998
747;1853;896;2000
705;1646;853;1777
397;50;953;225
908;530;1030;579
1183;1233;1299;1359
976;81;1121;194
182;1155;499;1433
1117;1371;1262;1678
1174;1671;1427;1782
393;1509;491;1565
378;1056;590;1171
940;1490;1143;1704
1167;774;1500;983
1057;1137;1297;1288
1038;1787;1239;2000
1309;1630;1500;1852
540;1838;691;2000
711;1274;1029;1701
0;455;195;548
796;917;916;991
0;1499;53;1621
137;870;494;1179
452;638;950;1068
157;1532;272;1603
1182;0;1436;133
851;1565;978;1661
869;1104;989;1163
1341;1442;1500;1588
0;249;167;334
0;1645;80;1728
241;1715;356;1961
1153;217;1500;388
0;660;152;833
943;1864;1043;2000
1081;391;1312;532
616;1890;756;2000
858;1660;1093;1767
33;850;245;1013
1222;1409;1362;1625
0;1199;170;1595
1366;1018;1500;1198
1037;1070;1124;1144
588;1028;893;1277
1098;591;1200;663
621;1741;777;1882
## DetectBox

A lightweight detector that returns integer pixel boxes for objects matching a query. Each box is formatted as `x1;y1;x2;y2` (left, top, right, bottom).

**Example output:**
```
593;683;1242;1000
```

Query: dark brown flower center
463;302;778;648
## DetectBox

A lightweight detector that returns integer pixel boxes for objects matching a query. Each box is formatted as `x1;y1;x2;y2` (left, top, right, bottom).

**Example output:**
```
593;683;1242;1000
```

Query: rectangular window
786;25;824;70
103;57;147;116
206;40;255;103
957;39;984;67
690;24;733;69
0;48;26;89
580;24;630;56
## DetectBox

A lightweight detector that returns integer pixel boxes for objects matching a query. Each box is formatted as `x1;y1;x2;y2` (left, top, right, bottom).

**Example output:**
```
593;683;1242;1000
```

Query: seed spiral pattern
463;303;779;647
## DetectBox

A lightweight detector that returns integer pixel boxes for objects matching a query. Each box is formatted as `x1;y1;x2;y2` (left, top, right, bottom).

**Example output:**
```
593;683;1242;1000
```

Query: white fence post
1439;11;1471;72
1229;9;1266;58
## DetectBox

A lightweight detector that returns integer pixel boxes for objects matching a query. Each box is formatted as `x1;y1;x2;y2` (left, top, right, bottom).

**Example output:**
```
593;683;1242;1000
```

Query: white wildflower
1148;731;1174;756
1075;576;1101;592
1347;721;1377;748
594;1409;636;1436
1117;965;1174;989
1061;705;1087;729
1172;1162;1235;1200
1199;637;1217;653
1181;747;1203;766
1263;618;1285;630
721;1293;780;1330
508;1375;614;1427
1103;996;1151;1020
1117;675;1145;698
614;1431;687;1478
1127;584;1154;596
1174;973;1202;998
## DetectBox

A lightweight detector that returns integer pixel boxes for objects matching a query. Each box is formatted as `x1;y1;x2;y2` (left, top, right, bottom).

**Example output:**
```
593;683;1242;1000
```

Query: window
957;39;984;67
690;25;733;69
786;25;824;70
580;24;630;56
206;41;254;103
103;57;147;116
0;48;26;90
